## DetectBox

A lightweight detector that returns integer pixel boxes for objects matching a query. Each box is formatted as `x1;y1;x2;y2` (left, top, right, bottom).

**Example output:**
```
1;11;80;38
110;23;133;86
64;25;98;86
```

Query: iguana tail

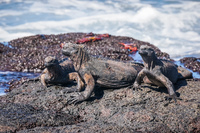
177;66;193;79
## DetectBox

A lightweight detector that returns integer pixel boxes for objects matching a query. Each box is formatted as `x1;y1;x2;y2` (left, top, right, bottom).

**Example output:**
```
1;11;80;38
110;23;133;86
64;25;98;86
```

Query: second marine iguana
40;56;84;91
133;45;192;101
61;43;143;104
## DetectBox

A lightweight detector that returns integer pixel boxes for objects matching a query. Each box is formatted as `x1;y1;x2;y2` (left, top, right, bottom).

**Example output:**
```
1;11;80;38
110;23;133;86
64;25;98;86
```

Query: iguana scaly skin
133;45;192;101
40;56;84;91
61;43;143;104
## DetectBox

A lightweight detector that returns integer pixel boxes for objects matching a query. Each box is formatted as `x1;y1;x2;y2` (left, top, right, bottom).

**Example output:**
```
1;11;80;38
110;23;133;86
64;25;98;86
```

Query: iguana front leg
40;69;48;87
156;73;178;102
68;72;95;104
133;69;147;90
134;69;177;102
65;72;84;93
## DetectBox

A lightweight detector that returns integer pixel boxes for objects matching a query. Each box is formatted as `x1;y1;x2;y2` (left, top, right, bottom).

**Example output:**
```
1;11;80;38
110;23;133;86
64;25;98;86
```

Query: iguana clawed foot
166;93;182;103
67;92;85;105
133;82;142;91
40;84;48;90
65;87;78;93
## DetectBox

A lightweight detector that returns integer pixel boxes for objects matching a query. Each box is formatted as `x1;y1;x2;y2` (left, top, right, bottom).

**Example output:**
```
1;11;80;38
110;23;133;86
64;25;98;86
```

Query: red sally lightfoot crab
119;42;138;53
76;33;110;44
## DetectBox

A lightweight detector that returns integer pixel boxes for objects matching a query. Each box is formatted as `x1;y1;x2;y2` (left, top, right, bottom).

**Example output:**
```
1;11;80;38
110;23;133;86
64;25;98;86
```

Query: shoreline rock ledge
0;79;199;132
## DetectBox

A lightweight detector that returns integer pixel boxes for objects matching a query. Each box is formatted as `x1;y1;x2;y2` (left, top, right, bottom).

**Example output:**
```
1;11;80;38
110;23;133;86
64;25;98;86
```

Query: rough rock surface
0;103;82;133
0;79;199;132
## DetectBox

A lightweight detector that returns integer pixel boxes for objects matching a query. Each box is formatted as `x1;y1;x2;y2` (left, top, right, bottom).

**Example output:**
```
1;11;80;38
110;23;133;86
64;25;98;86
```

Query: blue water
0;0;200;95
0;71;39;95
1;42;13;48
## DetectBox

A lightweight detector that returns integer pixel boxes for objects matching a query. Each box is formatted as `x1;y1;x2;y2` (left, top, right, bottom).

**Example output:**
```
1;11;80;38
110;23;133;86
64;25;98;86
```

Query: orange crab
76;36;102;44
119;42;137;53
76;33;110;44
98;33;110;38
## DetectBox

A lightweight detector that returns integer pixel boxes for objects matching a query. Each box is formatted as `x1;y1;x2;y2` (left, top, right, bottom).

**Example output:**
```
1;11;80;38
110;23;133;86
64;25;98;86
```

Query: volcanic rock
180;57;200;74
0;79;199;132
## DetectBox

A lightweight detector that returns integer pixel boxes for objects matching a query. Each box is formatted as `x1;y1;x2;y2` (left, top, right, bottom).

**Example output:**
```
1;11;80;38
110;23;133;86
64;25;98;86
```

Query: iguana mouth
44;62;56;67
138;50;148;56
44;56;59;67
61;44;71;56
62;50;70;56
61;43;78;56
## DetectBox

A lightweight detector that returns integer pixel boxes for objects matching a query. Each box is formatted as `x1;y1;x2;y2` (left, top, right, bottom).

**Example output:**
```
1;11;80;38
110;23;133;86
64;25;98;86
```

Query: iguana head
139;45;155;56
139;45;157;63
44;56;59;67
61;43;80;56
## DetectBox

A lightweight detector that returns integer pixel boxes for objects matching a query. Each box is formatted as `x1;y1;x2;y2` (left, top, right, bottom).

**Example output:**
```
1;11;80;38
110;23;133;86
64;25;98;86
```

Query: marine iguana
40;56;84;91
61;43;143;104
133;45;192;101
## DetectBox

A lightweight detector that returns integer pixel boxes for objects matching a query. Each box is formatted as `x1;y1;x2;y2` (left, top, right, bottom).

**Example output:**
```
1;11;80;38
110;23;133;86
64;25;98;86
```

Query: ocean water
0;0;200;95
0;71;39;95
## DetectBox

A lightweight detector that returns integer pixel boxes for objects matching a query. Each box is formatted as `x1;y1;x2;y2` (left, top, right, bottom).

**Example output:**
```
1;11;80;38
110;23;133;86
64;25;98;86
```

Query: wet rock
6;77;29;92
180;57;200;74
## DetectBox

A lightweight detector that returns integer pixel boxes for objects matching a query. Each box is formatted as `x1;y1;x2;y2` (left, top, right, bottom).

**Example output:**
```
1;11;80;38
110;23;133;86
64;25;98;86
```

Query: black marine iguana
61;43;143;104
40;56;84;90
133;45;192;101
